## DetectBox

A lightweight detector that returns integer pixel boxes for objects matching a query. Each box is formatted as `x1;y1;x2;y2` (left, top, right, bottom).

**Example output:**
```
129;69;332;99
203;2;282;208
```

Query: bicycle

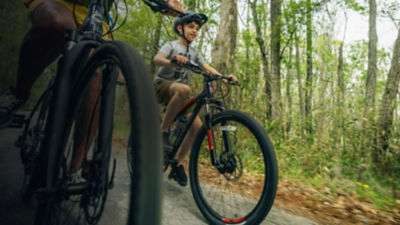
14;0;173;224
128;58;278;225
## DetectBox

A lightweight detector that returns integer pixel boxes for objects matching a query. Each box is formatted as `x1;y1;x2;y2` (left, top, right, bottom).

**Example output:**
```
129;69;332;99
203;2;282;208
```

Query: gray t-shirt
154;40;205;85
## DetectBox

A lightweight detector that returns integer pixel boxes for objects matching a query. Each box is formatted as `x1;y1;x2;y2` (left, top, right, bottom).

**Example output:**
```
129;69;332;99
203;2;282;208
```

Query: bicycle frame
167;77;232;170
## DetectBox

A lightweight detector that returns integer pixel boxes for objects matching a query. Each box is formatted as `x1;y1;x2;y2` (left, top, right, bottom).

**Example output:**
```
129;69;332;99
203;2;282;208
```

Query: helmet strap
179;26;192;45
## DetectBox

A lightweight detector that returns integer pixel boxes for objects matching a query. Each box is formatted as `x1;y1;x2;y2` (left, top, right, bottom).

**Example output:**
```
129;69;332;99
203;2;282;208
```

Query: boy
153;11;237;186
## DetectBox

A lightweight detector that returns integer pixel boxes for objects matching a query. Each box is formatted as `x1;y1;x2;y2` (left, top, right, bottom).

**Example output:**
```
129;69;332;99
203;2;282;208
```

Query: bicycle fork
204;84;235;173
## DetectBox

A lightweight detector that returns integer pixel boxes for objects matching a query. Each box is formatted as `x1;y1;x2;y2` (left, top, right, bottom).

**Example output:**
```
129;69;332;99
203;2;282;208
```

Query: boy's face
178;21;199;42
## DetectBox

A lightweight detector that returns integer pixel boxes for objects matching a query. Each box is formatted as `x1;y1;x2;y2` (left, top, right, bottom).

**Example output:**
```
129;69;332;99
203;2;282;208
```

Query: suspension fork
204;101;218;167
204;81;234;169
204;81;220;167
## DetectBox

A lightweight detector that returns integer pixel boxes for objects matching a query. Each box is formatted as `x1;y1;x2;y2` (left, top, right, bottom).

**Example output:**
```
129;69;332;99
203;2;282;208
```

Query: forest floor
113;137;400;225
274;179;400;225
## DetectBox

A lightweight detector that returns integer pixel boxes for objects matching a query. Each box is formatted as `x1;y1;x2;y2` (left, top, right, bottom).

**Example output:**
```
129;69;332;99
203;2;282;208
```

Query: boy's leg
161;82;191;133
175;115;202;165
169;114;201;186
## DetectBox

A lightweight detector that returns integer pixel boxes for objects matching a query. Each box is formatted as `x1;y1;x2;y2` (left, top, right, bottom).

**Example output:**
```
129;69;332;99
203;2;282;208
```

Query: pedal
168;159;178;165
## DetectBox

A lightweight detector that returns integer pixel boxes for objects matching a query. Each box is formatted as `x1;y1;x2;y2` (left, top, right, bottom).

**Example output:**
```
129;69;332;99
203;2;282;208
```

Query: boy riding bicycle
153;11;237;186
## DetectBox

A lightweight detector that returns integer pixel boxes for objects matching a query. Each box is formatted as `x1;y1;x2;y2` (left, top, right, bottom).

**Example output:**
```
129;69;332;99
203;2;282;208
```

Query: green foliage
344;0;367;13
1;0;399;216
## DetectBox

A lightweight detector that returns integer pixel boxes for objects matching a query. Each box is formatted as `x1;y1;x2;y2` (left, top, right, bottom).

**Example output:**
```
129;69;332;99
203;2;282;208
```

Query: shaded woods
0;0;399;223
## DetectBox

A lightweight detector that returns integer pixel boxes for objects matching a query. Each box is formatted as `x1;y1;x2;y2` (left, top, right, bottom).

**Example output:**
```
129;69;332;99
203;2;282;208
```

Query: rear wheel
189;110;278;225
34;41;162;225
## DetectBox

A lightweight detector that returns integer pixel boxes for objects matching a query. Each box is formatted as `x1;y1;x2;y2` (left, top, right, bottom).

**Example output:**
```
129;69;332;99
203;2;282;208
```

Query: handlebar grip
143;0;169;13
230;81;240;86
170;57;178;64
222;76;240;86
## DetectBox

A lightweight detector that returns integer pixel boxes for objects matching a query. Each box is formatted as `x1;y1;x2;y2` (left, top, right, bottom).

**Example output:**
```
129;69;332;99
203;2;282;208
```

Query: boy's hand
171;54;188;67
222;74;238;84
161;0;184;17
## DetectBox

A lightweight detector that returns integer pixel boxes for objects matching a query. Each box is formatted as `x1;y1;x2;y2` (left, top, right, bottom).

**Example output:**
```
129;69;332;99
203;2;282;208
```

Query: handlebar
143;0;185;16
170;57;239;86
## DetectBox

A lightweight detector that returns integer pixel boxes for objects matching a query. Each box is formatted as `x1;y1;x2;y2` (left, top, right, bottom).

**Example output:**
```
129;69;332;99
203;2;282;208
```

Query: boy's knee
175;85;191;99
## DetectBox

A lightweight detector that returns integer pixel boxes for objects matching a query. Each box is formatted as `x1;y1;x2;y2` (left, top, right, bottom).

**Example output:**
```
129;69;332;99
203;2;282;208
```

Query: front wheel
34;41;162;225
189;110;278;225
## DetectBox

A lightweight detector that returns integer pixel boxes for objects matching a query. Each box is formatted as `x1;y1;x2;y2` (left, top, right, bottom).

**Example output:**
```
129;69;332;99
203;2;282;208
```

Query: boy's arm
153;53;175;67
201;63;238;82
201;63;220;75
153;53;188;67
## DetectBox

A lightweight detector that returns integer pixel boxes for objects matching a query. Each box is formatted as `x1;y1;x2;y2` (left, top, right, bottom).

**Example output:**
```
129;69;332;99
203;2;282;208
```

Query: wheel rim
193;117;267;222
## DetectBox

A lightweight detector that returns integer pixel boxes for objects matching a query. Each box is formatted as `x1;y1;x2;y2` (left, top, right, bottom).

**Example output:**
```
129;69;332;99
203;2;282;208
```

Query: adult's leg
15;0;77;100
161;82;191;133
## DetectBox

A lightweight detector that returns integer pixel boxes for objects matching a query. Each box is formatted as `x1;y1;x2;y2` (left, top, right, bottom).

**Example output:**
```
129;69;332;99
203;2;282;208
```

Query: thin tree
250;0;271;120
295;31;306;140
211;0;238;75
363;0;377;153
305;0;313;136
270;0;282;129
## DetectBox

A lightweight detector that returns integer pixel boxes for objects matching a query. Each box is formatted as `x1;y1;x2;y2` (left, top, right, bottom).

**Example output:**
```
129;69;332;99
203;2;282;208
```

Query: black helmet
173;11;208;35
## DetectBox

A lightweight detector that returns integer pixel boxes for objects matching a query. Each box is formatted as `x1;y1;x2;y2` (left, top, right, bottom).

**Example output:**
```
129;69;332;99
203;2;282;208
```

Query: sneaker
67;168;85;202
169;164;187;186
0;87;24;126
67;167;85;184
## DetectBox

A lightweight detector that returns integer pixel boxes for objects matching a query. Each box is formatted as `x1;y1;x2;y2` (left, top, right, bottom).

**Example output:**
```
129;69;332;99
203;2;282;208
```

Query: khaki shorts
154;80;173;105
24;0;110;34
153;80;195;113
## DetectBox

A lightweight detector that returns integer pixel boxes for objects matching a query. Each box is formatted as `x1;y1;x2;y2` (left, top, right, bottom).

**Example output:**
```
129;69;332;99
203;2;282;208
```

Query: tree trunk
250;0;271;120
211;0;238;75
295;33;306;140
375;29;400;170
270;0;282;129
305;0;313;136
337;41;345;150
286;45;293;136
150;15;162;76
197;24;208;51
363;0;377;154
365;0;377;114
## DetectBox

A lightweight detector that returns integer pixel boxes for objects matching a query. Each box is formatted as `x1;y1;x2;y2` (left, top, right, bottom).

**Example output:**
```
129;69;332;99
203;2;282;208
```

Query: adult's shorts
23;0;110;33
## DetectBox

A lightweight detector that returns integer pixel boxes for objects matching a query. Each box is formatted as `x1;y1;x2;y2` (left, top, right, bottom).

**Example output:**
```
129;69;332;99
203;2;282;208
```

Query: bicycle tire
19;84;52;202
34;41;162;225
189;110;278;225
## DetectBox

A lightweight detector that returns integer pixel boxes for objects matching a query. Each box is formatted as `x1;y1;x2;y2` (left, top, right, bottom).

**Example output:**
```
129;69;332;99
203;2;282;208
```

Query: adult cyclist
0;0;183;177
